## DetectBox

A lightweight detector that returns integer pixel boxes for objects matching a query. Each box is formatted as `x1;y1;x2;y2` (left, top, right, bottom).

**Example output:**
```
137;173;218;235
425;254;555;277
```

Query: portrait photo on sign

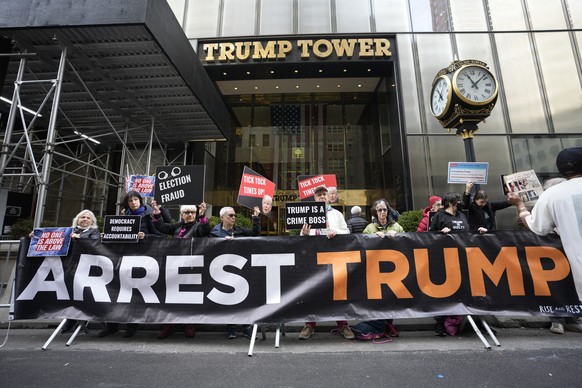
297;174;337;201
236;166;276;216
154;165;205;206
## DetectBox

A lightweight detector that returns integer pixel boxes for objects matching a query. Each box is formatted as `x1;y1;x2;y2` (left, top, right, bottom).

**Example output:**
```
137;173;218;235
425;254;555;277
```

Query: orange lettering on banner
526;246;571;296
466;247;525;296
366;250;413;299
317;251;361;301
414;248;461;298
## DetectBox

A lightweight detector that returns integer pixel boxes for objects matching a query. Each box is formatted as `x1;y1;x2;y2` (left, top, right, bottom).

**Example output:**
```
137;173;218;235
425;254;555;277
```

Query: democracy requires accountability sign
14;231;582;324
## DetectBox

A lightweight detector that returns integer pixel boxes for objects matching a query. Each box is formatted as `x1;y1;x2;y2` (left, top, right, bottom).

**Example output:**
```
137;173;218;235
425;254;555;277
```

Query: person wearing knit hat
509;147;582;317
416;195;443;232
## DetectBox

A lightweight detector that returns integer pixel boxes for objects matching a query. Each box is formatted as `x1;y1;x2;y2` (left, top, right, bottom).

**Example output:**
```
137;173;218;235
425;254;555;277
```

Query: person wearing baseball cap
298;184;353;340
509;147;582;316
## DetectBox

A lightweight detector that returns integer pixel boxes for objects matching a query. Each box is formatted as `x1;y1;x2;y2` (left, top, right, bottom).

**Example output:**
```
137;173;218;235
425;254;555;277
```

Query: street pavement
1;321;582;387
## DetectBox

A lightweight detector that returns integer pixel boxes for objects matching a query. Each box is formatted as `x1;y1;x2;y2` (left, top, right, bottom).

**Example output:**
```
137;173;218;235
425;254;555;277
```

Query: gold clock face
430;75;452;118
452;65;498;105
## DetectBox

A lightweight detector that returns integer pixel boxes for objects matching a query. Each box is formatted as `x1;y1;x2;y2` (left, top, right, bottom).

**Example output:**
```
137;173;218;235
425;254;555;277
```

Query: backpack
351;320;400;343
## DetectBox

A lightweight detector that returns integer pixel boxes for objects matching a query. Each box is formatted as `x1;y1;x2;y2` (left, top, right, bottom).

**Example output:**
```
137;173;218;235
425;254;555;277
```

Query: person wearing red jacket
416;195;442;232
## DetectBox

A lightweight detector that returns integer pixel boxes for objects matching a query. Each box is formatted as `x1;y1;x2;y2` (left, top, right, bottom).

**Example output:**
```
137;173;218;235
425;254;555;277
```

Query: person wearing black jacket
462;181;512;233
346;206;368;234
152;202;211;339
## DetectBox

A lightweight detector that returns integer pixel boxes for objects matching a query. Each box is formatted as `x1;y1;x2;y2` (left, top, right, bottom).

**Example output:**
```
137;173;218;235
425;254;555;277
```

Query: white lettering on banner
17;257;70;300
161;190;185;202
252;253;295;304
207;254;249;305
74;254;114;302
159;175;192;191
165;255;204;304
118;256;161;303
16;253;296;305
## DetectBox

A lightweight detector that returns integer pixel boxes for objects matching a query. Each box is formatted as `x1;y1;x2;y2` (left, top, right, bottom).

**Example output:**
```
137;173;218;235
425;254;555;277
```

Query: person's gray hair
351;206;362;215
219;206;234;217
543;177;566;190
72;209;98;229
180;205;197;213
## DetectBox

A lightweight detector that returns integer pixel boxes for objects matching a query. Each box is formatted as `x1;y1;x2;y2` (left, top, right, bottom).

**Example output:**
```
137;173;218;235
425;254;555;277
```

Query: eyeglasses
226;214;237;218
376;208;388;212
182;211;196;215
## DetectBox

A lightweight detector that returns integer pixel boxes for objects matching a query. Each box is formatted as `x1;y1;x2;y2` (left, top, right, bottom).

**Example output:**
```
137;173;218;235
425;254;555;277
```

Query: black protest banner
102;215;141;243
14;231;582;324
154;165;205;205
285;201;327;230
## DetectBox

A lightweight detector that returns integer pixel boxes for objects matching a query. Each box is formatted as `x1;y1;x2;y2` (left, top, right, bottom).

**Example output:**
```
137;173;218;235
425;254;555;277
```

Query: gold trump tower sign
202;38;393;63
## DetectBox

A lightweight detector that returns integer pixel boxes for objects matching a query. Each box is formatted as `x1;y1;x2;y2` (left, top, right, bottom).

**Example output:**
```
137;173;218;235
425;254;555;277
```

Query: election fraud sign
237;166;276;216
101;215;141;243
297;174;337;201
13;231;582;324
154;165;205;205
27;227;73;257
285;201;327;230
126;175;156;197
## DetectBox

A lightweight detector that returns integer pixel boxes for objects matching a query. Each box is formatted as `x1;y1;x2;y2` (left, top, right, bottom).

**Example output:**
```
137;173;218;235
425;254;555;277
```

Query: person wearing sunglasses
151;202;210;339
363;198;404;237
210;205;261;339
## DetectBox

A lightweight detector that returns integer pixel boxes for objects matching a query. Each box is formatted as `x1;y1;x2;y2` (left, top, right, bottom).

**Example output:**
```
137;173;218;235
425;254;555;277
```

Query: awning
0;0;231;145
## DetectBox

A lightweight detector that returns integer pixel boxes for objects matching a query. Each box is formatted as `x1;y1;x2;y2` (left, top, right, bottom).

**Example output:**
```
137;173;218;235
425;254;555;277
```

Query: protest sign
27;227;73;257
154;165;205;205
285;201;327;230
503;169;543;206
297;174;337;201
447;162;489;184
126;175;156;197
237;166;276;215
101;215;141;243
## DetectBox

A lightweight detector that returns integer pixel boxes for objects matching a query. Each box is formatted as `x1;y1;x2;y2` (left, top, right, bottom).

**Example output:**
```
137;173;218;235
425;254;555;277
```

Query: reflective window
489;0;527;30
374;0;411;32
568;0;582;28
166;0;186;27
336;0;370;33
260;0;294;35
184;0;220;38
396;35;422;134
298;0;331;34
527;0;567;30
410;0;440;32
450;0;487;31
494;34;546;133
535;32;582;133
222;0;256;37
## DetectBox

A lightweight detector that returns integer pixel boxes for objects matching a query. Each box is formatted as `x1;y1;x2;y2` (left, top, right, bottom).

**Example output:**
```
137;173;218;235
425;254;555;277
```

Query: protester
417;195;443;232
429;192;470;336
98;191;167;338
60;209;101;334
327;186;339;204
363;199;404;236
359;198;404;335
152;202;210;339
298;185;353;340
261;194;273;216
462;181;512;233
346;206;368;234
509;148;582;333
211;205;261;339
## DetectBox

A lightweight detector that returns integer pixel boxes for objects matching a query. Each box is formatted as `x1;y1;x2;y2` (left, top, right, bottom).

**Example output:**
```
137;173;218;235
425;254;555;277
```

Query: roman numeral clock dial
430;75;452;118
452;65;498;105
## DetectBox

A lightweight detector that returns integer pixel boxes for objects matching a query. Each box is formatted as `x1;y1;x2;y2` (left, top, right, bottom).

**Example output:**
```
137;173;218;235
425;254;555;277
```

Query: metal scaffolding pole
0;54;27;184
116;127;129;214
34;47;67;228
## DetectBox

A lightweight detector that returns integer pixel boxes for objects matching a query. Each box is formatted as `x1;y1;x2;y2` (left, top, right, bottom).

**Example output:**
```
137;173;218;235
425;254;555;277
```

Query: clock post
430;59;499;165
